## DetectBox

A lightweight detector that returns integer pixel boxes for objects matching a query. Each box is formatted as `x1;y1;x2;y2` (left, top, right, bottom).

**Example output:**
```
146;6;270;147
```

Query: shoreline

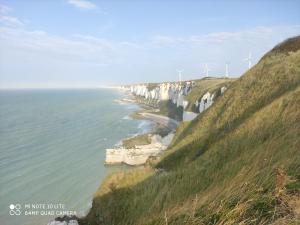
47;78;234;225
116;88;178;135
105;92;178;166
47;89;158;225
47;88;179;225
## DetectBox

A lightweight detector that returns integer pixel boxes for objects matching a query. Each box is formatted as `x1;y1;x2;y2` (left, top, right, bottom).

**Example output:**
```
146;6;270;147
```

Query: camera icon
9;204;21;216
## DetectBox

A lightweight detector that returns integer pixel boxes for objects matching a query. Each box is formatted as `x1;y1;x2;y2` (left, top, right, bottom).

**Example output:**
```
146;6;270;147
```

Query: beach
105;92;179;166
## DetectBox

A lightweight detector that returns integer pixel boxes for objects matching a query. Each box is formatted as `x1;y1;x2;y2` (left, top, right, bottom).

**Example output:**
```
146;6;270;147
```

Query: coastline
46;80;230;225
47;86;179;225
45;88;161;225
105;91;178;166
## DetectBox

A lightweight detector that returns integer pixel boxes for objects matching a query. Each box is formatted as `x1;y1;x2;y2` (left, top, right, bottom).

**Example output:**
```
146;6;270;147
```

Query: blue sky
0;0;299;88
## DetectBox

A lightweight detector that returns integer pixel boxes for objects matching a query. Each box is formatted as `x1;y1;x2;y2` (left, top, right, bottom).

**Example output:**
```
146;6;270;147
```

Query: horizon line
0;75;239;90
0;86;118;90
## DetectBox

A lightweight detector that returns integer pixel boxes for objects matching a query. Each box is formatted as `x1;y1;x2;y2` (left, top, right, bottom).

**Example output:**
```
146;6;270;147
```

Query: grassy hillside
154;77;235;120
80;37;300;225
184;77;235;112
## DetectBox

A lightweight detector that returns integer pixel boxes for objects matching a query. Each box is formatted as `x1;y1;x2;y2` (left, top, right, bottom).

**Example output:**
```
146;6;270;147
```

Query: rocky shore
105;131;175;165
104;87;181;166
107;79;228;166
47;215;79;225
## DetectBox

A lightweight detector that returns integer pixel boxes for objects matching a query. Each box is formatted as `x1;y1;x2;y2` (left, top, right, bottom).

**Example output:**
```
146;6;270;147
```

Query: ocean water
0;89;152;225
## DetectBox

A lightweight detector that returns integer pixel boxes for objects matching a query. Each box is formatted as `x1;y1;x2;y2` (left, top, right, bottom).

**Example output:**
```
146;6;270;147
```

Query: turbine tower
244;52;252;69
176;69;183;84
225;62;229;78
204;63;210;77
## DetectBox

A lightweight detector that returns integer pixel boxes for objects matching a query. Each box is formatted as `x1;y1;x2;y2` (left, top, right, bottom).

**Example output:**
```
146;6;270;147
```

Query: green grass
155;78;236;119
122;134;151;149
131;77;235;120
80;37;300;225
184;77;236;112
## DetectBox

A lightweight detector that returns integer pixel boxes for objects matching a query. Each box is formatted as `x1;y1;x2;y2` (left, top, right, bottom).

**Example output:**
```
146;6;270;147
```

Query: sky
0;0;299;88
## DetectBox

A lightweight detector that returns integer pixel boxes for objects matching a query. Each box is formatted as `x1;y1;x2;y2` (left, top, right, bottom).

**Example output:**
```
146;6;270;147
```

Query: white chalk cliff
105;133;174;166
126;81;194;109
122;82;228;122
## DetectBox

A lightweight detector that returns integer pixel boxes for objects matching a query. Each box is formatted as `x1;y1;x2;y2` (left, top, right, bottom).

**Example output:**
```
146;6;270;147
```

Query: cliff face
124;78;233;121
81;37;300;225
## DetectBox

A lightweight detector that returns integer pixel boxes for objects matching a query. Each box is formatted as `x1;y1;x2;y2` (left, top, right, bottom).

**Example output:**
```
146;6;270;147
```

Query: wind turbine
176;69;183;84
225;62;230;78
244;52;252;69
204;63;211;77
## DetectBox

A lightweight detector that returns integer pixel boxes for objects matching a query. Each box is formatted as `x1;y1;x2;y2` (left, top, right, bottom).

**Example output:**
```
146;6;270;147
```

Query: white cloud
152;26;300;47
148;25;300;79
188;26;277;44
0;4;12;14
152;35;184;46
1;21;299;88
0;15;24;26
73;34;115;49
0;4;24;27
67;0;97;10
0;27;139;65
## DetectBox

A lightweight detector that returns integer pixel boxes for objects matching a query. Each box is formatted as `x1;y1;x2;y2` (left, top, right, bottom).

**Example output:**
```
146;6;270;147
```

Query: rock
199;99;205;113
47;221;67;225
221;86;227;94
129;81;193;104
47;215;79;225
202;92;211;102
176;92;184;107
182;100;189;109
105;133;174;166
183;111;198;121
198;92;214;113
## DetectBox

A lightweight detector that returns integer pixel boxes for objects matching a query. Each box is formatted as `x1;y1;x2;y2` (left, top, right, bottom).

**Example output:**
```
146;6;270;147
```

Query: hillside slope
131;77;235;121
184;77;235;112
155;77;235;121
80;37;300;225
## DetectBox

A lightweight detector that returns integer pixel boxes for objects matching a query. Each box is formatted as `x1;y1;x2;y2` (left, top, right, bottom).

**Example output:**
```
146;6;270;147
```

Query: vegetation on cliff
80;37;300;225
184;77;235;112
122;134;151;149
153;77;235;120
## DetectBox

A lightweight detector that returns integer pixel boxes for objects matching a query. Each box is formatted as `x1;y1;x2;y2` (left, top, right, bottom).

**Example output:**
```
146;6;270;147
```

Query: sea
0;88;153;225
